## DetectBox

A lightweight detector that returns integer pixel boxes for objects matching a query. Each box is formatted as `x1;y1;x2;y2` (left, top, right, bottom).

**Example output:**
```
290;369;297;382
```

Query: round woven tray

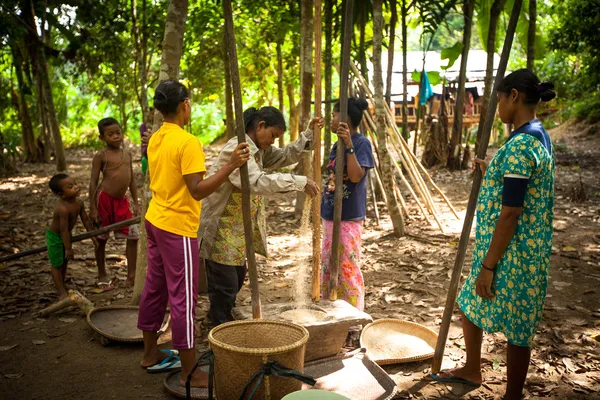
86;305;169;343
163;365;211;399
360;319;438;365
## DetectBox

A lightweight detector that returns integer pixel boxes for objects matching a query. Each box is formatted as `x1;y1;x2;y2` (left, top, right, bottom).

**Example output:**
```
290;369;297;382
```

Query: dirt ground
0;122;599;399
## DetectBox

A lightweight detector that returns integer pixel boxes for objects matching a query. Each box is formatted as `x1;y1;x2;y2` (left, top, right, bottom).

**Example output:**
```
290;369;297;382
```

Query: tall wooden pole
312;0;323;301
431;0;523;373
329;0;354;301
222;0;262;319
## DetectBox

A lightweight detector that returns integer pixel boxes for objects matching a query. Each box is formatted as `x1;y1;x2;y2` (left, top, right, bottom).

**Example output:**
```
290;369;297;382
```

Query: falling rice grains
293;197;313;310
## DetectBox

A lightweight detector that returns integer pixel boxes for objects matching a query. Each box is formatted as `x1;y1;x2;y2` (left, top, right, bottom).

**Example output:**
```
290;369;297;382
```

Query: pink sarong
320;219;365;311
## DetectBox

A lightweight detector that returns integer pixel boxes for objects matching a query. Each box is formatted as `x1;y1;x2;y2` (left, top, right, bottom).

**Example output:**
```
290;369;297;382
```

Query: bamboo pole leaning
363;108;441;229
0;217;141;263
311;0;323;302
363;114;413;220
329;0;354;301
350;62;459;220
223;0;262;319
431;0;523;374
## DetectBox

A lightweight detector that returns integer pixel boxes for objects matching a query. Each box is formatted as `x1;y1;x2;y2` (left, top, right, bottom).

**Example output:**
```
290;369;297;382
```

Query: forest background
0;0;599;173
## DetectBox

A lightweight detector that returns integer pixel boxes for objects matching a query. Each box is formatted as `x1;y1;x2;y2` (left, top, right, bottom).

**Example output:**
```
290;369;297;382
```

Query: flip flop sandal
147;355;182;374
96;279;115;291
142;349;180;369
431;372;481;387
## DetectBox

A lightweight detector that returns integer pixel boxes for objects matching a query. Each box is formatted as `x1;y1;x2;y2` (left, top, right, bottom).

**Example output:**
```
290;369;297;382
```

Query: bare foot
179;370;209;388
436;366;483;386
58;292;69;301
126;277;135;287
140;350;170;368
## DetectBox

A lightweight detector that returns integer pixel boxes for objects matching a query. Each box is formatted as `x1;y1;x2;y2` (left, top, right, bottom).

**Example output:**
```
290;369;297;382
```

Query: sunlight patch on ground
0;175;48;191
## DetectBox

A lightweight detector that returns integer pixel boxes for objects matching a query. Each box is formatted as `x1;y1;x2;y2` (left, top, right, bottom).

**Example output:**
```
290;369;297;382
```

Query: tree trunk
11;43;38;162
131;0;149;123
527;0;536;70
447;0;474;170
323;0;334;167
132;0;189;305
475;0;505;155
295;0;314;219
359;0;368;84
224;32;234;140
401;0;409;141
287;83;299;144
23;1;66;171
373;0;405;237
276;41;285;147
385;0;397;105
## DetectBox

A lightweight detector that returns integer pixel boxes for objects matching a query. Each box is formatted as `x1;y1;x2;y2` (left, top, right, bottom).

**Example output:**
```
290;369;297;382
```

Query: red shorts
96;190;139;241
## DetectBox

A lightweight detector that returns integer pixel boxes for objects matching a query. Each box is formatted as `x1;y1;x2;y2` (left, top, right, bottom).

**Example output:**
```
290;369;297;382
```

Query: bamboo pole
385;101;460;219
431;0;523;374
368;169;381;225
390;151;431;224
363;108;441;229
329;0;354;301
363;116;413;218
0;217;141;263
312;0;323;301
222;0;262;319
350;63;459;219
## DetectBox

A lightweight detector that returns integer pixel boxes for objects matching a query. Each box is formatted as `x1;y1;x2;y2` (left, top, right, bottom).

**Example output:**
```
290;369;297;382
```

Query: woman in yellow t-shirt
137;80;249;387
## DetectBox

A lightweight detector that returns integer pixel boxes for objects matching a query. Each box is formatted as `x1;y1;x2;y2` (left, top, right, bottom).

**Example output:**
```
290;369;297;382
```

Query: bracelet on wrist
481;263;495;272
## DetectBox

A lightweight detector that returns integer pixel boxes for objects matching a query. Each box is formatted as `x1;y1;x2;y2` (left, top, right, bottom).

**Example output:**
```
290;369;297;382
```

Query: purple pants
138;220;198;350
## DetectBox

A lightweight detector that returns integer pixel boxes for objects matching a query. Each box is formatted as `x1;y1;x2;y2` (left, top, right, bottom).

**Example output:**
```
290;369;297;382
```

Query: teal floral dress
457;120;555;347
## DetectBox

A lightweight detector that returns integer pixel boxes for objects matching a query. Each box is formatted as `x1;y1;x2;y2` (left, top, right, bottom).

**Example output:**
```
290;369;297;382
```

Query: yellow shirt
146;122;206;238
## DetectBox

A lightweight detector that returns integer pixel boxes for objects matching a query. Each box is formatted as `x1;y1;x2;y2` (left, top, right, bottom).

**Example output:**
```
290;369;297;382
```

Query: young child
320;97;374;311
47;174;95;299
89;118;139;288
137;80;250;386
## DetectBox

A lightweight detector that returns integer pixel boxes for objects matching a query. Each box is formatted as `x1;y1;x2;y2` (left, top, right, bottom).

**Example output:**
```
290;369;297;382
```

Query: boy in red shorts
89;117;139;287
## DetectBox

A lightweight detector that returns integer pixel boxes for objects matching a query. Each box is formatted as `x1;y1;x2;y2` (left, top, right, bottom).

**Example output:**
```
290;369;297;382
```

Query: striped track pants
137;220;198;350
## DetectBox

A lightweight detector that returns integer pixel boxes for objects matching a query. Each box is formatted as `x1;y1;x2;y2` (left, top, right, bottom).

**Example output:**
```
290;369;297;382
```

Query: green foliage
573;92;600;124
548;0;600;90
440;41;463;70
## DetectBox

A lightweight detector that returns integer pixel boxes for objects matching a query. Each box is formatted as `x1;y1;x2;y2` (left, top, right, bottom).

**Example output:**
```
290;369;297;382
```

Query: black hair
496;68;556;104
243;106;286;133
97;117;120;136
334;97;369;128
153;80;189;116
49;173;69;195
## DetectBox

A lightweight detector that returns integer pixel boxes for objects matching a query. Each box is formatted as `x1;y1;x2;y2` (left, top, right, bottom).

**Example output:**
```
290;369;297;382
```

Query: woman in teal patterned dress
432;69;556;400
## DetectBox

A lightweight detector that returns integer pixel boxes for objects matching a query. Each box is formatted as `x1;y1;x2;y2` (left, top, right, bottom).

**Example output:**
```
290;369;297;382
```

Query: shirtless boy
89;118;139;287
47;174;95;299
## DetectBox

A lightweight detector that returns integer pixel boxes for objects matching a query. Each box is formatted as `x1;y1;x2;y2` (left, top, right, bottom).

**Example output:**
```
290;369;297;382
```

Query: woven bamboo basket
208;319;309;400
360;319;438;365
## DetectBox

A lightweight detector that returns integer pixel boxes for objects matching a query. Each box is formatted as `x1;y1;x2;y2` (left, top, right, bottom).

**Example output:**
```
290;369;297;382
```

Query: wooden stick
363;108;441;228
364;117;411;219
390;151;431;224
37;290;94;317
0;217;141;263
394;184;410;219
329;0;354;301
431;0;523;374
223;0;262;319
368;169;381;225
312;0;323;302
350;62;459;219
